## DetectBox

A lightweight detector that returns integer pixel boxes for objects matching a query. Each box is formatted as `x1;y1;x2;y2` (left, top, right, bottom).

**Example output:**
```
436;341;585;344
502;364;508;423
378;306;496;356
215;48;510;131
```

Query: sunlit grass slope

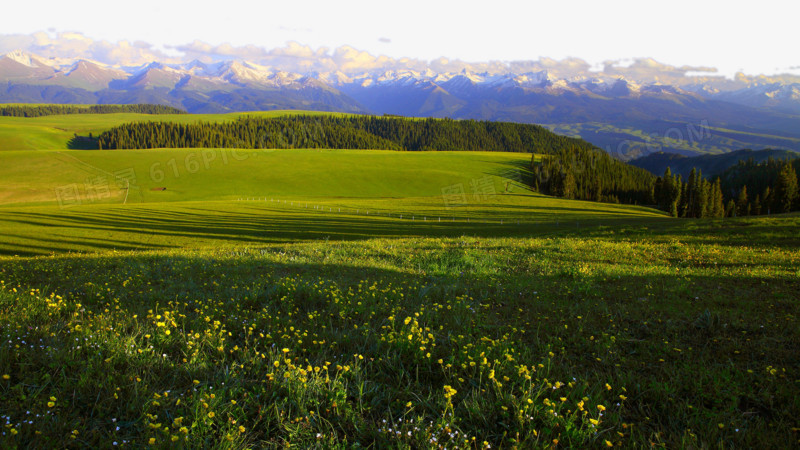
0;194;667;256
0;149;537;206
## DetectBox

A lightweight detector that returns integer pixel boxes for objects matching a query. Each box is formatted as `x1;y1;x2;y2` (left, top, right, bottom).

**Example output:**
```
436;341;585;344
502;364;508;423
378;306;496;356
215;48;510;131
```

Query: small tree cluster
531;147;655;205
654;168;725;218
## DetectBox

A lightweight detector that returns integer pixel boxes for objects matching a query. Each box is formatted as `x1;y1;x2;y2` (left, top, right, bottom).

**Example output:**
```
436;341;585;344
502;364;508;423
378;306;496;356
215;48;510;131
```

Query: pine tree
752;194;762;216
561;168;576;199
725;199;737;217
656;167;680;215
594;174;603;202
699;176;710;218
774;161;799;213
670;174;682;218
684;168;697;217
736;185;749;217
711;178;725;218
654;176;664;208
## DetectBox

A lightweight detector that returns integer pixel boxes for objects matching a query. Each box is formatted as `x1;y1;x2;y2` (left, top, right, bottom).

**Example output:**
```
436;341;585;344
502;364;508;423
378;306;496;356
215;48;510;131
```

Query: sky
0;0;796;77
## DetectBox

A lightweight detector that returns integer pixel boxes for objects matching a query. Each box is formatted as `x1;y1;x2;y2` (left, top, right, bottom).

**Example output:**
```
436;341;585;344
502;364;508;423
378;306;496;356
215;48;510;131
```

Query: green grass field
0;111;798;448
0;148;538;206
0;196;668;256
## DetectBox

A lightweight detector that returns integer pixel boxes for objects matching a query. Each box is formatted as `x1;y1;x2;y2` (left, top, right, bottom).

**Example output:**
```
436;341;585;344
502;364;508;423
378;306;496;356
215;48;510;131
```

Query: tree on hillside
725;199;737;217
752;194;762;216
654;167;682;217
672;175;683;218
592;174;603;202
736;185;749;217
559;165;577;199
773;161;799;213
697;170;711;218
682;168;697;218
680;167;711;218
762;186;772;215
710;177;725;218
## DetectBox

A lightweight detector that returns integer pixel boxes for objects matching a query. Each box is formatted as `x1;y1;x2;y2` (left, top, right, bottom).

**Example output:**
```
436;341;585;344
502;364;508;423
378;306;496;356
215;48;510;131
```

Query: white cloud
1;0;798;78
0;31;178;67
0;31;793;86
271;42;316;58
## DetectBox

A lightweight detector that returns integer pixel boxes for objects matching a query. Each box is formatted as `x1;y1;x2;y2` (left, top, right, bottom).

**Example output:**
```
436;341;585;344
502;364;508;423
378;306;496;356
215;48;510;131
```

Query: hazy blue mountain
339;73;800;159
630;148;800;179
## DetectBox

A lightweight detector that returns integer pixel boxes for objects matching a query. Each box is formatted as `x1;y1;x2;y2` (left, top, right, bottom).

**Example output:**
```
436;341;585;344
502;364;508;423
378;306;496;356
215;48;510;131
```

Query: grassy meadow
0;111;798;448
0;148;537;206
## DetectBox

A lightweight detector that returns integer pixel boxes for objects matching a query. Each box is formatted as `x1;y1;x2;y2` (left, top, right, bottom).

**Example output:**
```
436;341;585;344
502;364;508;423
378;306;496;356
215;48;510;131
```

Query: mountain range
2;49;800;160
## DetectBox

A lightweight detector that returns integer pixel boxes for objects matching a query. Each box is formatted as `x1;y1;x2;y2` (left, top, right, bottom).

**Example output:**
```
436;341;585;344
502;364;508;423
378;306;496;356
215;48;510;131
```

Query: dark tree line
97;117;401;150
96;115;598;153
530;147;800;216
0;104;186;117
654;158;799;217
530;147;656;205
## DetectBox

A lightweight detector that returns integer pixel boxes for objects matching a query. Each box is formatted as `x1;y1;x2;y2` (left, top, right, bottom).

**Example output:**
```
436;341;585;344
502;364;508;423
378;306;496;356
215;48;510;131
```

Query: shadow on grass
0;205;666;256
0;206;798;257
484;156;536;189
67;135;99;150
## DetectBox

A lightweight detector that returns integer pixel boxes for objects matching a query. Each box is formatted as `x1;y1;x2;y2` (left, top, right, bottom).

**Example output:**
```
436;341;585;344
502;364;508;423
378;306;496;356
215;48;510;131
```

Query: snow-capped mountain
0;50;57;82
3;48;799;112
2;50;800;159
48;60;129;90
714;83;800;113
4;50;49;68
0;51;366;113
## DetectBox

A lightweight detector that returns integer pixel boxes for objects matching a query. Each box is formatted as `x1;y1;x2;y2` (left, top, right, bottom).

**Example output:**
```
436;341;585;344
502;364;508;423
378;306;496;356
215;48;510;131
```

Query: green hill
0;109;666;255
0;148;536;206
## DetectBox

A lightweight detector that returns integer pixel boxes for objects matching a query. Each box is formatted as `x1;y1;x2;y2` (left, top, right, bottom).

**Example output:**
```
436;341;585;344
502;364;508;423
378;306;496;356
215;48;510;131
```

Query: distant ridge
630;148;800;179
